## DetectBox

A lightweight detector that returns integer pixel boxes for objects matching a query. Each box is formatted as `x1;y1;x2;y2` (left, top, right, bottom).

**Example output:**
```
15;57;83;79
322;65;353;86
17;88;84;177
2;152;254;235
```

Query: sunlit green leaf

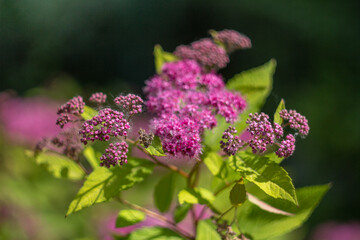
83;146;100;169
81;105;98;120
125;227;183;240
178;187;215;205
144;136;166;156
229;152;298;205
274;99;285;125
203;152;224;176
116;209;146;228
154;173;175;213
237;184;330;240
34;151;85;181
196;220;221;240
66;158;154;216
154;45;179;74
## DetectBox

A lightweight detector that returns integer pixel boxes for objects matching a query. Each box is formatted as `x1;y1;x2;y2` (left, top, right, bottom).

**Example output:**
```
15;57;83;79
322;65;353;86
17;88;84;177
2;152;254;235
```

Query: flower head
100;142;129;168
212;29;252;52
114;94;143;115
276;134;296;158
57;96;85;115
89;92;107;104
279;109;310;136
220;127;244;156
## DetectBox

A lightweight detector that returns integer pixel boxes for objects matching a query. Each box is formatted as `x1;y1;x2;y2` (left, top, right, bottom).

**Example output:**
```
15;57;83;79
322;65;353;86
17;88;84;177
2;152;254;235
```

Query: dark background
1;0;359;237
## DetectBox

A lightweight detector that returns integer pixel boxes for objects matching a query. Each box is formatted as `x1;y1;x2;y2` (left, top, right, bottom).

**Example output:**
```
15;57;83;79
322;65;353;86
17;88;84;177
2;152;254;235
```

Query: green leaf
203;117;228;152
35;151;85;181
116;209;146;228
81;105;98;120
229;152;298;205
125;227;183;240
196;219;221;240
229;181;247;206
237;184;330;240
154;173;175;213
266;152;284;164
83;146;100;169
66;158;154;216
154;45;179;74
173;203;191;223
144;136;166;156
274;99;285;125
227;59;277;132
178;187;215;205
203;152;224;176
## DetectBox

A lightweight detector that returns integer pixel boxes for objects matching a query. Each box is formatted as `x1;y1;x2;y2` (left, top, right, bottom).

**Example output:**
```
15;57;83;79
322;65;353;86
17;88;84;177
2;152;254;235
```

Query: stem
118;198;194;240
214;180;237;196
218;206;235;221
126;138;189;178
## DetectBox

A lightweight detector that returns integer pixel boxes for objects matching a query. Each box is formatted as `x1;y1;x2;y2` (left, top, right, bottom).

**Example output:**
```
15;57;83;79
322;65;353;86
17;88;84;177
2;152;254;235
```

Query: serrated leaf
35;151;85;181
178;187;215;205
154;173;175;213
227;59;276;133
229;152;298;205
173;203;191;223
229;181;247;206
116;209;146;228
274;99;285;125
266;152;284;164
237;184;330;240
144;136;166;156
81;105;98;120
196;219;221;240
125;227;183;240
203;152;224;176
154;45;179;74
66;158;154;216
83;146;100;169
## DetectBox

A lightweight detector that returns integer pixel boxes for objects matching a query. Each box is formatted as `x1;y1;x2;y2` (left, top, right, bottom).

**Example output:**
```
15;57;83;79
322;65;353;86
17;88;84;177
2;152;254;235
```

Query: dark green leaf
229;181;247;206
66;158;154;216
154;173;175;213
116;209;146;228
81;105;98;120
229;152;298;205
154;45;179;74
144;136;166;156
274;99;285;125
126;227;183;240
237;184;330;240
173;203;191;223
196;219;221;240
34;151;85;181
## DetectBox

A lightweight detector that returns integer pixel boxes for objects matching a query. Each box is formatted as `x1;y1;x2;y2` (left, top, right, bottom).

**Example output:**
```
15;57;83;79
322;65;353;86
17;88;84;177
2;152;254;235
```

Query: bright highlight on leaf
144;136;166;156
116;209;146;228
178;187;215;205
274;99;286;125
229;152;298;205
196;220;222;240
81;105;98;120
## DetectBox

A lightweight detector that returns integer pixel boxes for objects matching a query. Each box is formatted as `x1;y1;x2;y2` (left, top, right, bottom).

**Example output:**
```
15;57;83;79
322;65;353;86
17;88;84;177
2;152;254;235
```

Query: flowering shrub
30;29;329;240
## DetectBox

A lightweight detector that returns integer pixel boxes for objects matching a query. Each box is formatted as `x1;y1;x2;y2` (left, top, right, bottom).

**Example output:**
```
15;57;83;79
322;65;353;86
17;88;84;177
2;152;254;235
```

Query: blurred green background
1;0;359;239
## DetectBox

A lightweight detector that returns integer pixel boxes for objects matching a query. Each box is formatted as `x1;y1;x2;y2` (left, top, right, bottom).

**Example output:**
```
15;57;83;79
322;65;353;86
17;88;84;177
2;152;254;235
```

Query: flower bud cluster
100;142;128;168
145;59;246;157
138;128;154;148
56;96;85;128
221;109;309;158
279;109;310;136
114;94;143;115
220;127;244;156
89;92;107;104
212;29;252;52
79;108;130;145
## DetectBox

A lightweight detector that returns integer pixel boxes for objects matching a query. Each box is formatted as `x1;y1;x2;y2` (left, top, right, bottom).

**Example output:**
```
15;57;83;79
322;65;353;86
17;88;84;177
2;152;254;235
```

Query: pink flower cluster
174;39;229;69
89;92;107;104
56;96;85;128
213;29;252;52
114;94;143;115
220;127;244;156
279;109;310;136
79;108;130;145
145;60;246;157
100;142;129;167
221;109;309;158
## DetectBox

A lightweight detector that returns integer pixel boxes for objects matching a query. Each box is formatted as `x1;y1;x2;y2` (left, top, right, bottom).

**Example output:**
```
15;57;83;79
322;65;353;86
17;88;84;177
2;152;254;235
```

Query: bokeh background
1;0;359;239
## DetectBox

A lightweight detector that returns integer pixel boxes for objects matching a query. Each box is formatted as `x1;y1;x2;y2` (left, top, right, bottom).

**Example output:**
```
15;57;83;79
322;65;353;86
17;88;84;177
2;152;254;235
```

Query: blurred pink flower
0;93;60;145
311;221;360;240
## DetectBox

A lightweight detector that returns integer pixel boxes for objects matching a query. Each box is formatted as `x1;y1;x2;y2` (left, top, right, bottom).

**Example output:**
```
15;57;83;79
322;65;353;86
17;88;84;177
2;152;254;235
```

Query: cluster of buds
221;109;309;158
211;29;252;53
79;108;130;145
56;96;85;128
114;94;143;115
100;142;129;168
138;128;154;148
89;92;107;105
